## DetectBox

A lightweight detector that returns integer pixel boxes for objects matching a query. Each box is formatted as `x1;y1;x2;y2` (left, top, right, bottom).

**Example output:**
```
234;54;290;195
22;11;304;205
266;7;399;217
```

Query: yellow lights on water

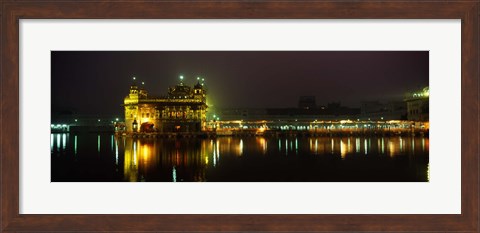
340;139;347;159
239;139;244;156
257;137;267;154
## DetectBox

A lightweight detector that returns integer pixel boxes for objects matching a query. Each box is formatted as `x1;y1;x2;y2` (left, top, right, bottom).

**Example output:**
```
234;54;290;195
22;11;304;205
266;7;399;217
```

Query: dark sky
51;51;428;116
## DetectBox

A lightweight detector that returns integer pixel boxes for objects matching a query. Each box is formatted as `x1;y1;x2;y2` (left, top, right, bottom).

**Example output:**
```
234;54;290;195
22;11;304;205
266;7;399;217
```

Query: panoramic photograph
51;51;429;182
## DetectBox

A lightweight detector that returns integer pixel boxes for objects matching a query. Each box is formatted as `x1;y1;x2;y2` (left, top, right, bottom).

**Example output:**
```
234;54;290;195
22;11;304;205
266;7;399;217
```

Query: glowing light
331;138;334;154
115;118;119;121
115;138;118;165
197;77;200;80
56;134;60;150
97;135;100;152
216;140;220;162
172;166;177;182
285;139;288;155
239;139;243;156
142;81;145;85
364;139;368;155
213;140;219;167
50;134;54;151
388;140;395;157
133;141;137;166
422;138;425;152
340;139;347;159
74;135;77;155
179;75;184;80
411;138;415;155
399;137;403;152
74;119;78;122
133;76;136;80
142;144;150;161
98;119;101;122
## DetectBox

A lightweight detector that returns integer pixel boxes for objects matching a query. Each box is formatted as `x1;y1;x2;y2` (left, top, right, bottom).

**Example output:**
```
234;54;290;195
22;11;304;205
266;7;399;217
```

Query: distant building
360;101;407;121
298;96;316;109
123;76;208;133
404;87;429;121
217;102;360;122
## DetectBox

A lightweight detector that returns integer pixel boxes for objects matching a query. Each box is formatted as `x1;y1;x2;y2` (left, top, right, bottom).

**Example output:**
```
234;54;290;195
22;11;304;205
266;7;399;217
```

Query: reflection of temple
122;137;208;182
123;76;208;133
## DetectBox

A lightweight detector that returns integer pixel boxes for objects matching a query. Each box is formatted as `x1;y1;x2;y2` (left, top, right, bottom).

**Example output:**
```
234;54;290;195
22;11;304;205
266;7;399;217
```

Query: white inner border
19;20;461;214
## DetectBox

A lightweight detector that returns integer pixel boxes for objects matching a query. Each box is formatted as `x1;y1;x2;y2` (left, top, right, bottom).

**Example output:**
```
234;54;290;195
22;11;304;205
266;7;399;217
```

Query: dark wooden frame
1;0;478;232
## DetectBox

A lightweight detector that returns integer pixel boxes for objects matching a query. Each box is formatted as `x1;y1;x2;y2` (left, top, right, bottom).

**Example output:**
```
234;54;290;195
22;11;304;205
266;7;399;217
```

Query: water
51;133;429;182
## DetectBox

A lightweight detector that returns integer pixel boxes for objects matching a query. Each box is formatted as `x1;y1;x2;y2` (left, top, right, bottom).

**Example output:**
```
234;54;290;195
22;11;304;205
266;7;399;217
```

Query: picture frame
1;1;478;232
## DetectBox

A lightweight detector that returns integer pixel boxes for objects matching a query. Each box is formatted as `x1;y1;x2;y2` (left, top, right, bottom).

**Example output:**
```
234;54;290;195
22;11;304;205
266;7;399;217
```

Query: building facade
404;86;429;121
123;78;207;133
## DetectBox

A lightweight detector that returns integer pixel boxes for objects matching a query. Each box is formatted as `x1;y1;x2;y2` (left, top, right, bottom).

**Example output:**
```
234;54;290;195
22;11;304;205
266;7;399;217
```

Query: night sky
51;51;428;116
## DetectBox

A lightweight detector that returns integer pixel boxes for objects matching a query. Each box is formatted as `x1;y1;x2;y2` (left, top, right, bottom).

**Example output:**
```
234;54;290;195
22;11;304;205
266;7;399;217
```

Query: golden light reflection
123;139;138;182
235;139;243;156
141;143;151;162
257;137;267;154
388;139;396;157
331;138;334;154
340;139;347;159
115;136;428;182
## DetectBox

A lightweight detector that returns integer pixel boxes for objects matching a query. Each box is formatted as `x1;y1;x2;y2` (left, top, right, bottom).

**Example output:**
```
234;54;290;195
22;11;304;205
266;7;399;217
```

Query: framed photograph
1;1;478;232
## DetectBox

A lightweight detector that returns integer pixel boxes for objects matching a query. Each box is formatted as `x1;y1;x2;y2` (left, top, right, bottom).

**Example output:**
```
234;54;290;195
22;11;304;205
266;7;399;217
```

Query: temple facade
123;77;208;133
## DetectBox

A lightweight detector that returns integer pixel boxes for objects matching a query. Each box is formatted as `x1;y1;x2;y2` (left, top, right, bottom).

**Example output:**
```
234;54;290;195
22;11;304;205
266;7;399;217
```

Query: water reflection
74;135;77;155
51;134;429;182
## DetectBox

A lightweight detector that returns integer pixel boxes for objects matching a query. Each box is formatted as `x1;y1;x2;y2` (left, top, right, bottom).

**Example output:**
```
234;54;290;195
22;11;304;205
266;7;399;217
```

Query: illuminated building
404;86;429;121
123;76;207;133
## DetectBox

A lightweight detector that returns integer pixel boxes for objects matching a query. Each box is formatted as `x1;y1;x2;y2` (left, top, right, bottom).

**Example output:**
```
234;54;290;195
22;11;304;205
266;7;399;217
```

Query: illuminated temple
123;76;207;133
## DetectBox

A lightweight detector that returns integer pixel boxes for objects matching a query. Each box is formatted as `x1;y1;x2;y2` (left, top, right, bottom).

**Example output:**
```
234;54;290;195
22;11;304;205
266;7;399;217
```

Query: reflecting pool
51;133;429;182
